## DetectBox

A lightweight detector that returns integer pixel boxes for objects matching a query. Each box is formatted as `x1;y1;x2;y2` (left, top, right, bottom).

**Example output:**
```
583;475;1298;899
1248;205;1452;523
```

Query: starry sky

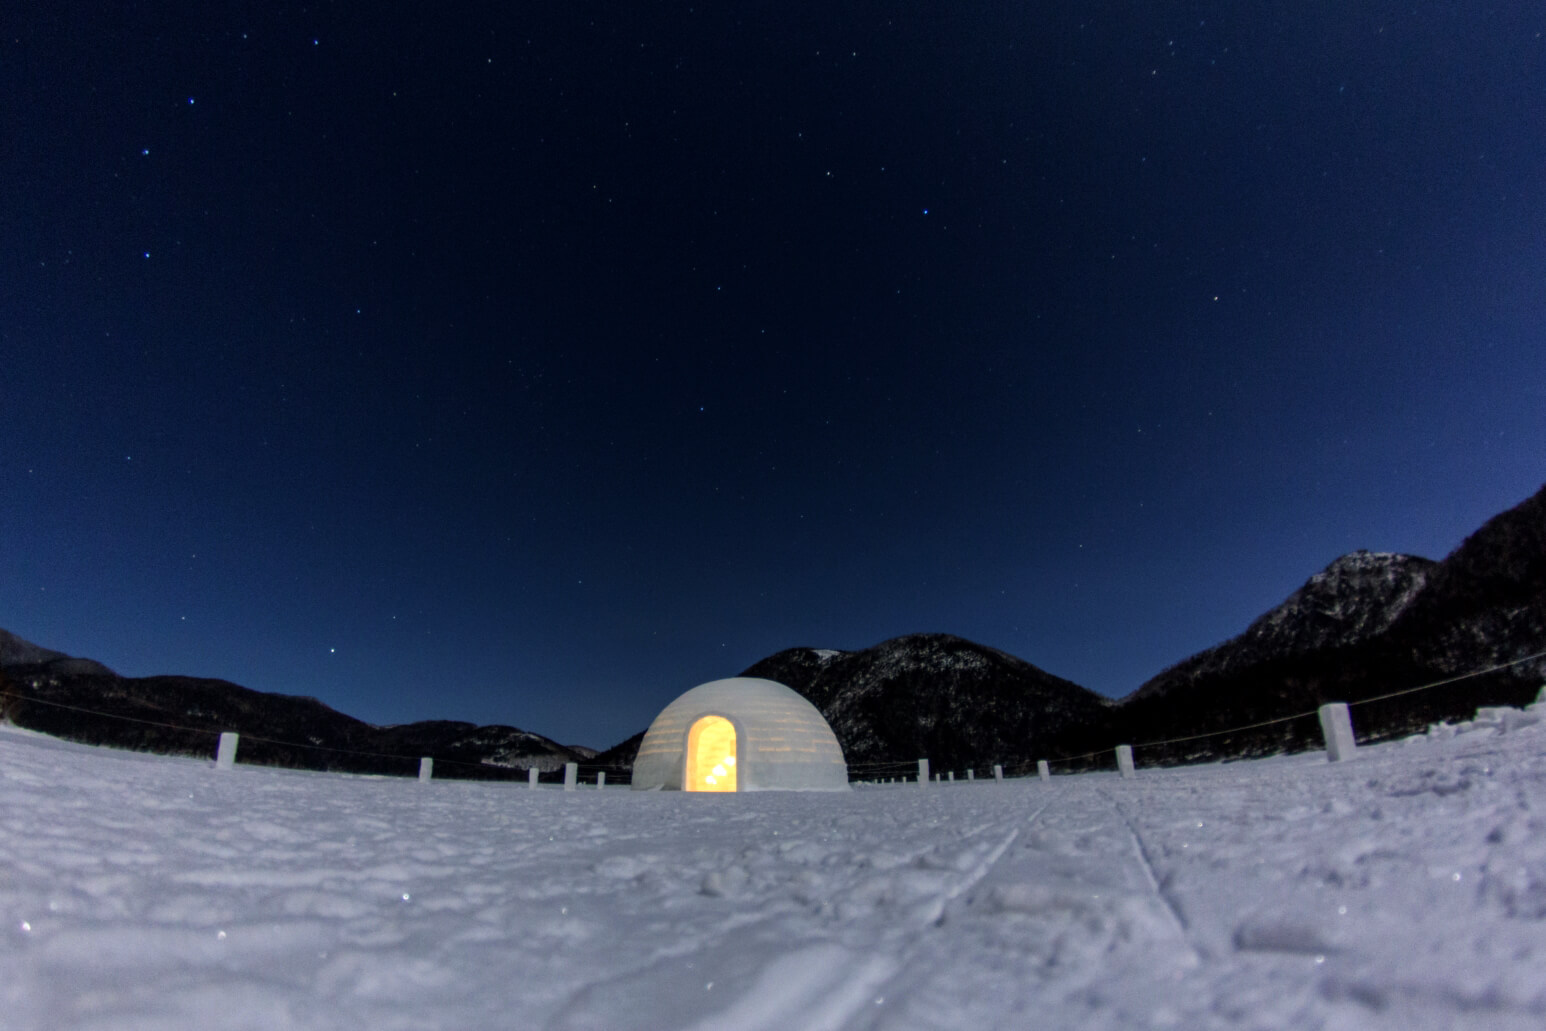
3;3;1543;749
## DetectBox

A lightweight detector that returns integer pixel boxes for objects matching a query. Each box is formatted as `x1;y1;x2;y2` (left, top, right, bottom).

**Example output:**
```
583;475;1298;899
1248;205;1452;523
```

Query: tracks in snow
1098;786;1204;965
803;794;1060;1029
913;800;1051;927
841;781;1207;1029
555;782;1208;1031
551;793;1054;1031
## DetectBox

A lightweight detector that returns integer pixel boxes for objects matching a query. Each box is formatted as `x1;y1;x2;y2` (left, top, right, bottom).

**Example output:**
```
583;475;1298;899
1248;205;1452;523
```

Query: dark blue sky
4;3;1542;748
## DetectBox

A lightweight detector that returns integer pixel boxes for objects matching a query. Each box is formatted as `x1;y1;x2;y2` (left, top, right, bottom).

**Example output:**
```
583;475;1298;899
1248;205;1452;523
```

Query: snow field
2;699;1545;1030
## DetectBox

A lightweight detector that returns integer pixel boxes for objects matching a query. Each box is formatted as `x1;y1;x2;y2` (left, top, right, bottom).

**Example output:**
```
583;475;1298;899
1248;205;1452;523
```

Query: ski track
3;698;1546;1030
1100;787;1201;956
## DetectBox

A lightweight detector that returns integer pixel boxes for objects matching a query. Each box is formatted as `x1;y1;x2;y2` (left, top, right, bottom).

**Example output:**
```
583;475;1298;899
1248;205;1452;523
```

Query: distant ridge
742;633;1109;771
1112;483;1546;760
0;632;592;777
742;484;1546;769
4;483;1542;775
1127;550;1437;702
0;627;116;677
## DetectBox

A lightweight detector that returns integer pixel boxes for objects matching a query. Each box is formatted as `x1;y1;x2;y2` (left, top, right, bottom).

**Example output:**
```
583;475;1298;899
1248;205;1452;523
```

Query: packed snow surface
4;701;1546;1030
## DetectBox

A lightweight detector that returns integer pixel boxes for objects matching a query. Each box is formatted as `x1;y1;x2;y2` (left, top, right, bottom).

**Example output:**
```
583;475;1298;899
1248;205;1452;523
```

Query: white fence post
597;771;606;789
966;769;975;781
563;762;578;791
993;764;1003;781
528;767;539;789
947;771;955;782
215;732;239;770
1116;745;1135;778
918;758;930;786
1037;759;1050;782
1318;702;1358;762
418;757;433;783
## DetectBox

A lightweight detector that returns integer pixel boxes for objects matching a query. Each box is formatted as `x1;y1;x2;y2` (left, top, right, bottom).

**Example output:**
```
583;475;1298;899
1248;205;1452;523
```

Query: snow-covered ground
4;699;1546;1031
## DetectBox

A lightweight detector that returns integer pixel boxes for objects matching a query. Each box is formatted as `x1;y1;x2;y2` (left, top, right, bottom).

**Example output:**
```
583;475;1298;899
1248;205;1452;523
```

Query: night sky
4;4;1543;749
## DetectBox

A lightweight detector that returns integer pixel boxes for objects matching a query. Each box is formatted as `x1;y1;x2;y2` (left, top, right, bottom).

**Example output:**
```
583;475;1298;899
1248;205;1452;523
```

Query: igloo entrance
686;715;737;792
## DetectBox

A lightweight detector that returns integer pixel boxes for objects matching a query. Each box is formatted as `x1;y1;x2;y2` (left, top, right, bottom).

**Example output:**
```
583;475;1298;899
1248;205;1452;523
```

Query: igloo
631;677;850;791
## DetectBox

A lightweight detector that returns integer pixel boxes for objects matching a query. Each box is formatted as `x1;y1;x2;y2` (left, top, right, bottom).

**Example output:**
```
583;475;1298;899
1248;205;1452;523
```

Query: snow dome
631;677;850;791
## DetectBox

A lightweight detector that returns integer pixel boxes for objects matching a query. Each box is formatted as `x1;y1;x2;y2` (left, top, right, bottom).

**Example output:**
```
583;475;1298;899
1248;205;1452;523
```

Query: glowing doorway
686;715;737;792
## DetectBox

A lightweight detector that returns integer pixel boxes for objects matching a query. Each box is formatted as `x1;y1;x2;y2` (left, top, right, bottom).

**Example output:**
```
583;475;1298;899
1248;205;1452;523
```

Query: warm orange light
687;715;737;792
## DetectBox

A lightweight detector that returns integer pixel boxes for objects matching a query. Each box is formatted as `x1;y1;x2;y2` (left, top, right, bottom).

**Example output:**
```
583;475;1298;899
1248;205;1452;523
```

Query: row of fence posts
210;702;1366;784
213;733;610;788
885;703;1362;785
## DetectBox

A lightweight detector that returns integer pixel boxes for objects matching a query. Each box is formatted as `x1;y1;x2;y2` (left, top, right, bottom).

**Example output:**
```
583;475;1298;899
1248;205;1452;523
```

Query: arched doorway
686;715;737;792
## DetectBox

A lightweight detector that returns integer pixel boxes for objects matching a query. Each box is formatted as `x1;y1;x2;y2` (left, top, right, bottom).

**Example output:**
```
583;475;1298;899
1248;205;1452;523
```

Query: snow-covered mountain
1127;550;1437;702
742;633;1111;771
1387;481;1546;674
744;486;1545;771
1116;483;1546;761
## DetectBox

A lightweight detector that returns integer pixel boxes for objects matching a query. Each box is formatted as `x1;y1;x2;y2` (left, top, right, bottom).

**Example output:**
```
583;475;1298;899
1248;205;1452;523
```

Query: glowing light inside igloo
686;715;737;792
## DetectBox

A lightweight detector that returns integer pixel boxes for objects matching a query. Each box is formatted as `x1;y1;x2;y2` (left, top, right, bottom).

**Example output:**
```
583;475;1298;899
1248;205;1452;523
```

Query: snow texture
4;696;1546;1030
